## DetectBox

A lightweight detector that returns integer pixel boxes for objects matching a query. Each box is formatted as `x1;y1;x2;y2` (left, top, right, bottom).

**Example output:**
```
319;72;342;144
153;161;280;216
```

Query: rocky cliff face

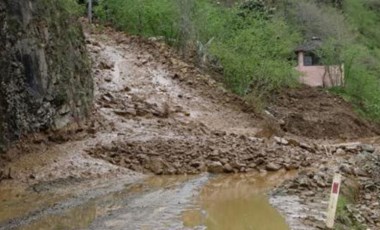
0;0;93;150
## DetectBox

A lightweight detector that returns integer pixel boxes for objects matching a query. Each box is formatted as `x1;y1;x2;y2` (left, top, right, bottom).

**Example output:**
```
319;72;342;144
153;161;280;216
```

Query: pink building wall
296;51;344;87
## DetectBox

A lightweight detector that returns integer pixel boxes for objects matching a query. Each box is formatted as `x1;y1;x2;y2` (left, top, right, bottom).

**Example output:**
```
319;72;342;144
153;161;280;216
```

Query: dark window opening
303;52;321;66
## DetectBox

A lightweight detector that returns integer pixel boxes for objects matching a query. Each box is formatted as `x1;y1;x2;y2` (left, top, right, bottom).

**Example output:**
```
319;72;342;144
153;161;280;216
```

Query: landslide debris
84;26;329;176
84;24;380;177
87;134;324;175
273;141;380;229
268;86;380;140
82;24;380;229
0;18;379;230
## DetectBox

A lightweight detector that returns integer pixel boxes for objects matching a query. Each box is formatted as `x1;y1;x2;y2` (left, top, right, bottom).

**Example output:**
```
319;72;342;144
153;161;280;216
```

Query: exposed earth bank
0;23;379;230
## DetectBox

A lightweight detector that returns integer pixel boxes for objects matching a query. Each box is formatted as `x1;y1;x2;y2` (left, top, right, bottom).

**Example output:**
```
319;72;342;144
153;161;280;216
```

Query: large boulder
0;0;93;150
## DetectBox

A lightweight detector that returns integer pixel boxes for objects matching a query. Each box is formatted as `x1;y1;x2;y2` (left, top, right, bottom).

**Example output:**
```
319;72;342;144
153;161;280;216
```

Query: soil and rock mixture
87;133;324;175
84;26;262;175
274;139;380;229
83;25;380;229
84;27;332;176
268;86;380;140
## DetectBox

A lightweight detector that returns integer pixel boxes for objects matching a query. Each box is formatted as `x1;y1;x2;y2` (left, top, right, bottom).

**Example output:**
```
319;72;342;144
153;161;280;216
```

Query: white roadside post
326;173;342;229
88;0;93;24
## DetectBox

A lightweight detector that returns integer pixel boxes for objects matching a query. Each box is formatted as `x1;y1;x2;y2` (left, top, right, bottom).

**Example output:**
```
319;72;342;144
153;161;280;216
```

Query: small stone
364;194;372;200
285;164;299;170
220;158;229;164
207;161;224;174
274;136;288;145
266;163;282;171
300;143;315;152
148;157;165;175
297;177;309;187
230;161;246;170
360;144;375;153
287;139;300;147
100;61;114;70
335;148;345;155
301;161;311;167
255;158;265;165
302;191;315;196
313;175;326;187
340;164;353;175
223;163;234;173
259;169;267;174
190;161;202;168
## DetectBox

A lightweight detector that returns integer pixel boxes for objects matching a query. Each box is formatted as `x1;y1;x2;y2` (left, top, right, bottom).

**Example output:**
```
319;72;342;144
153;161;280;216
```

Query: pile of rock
274;142;380;229
87;134;328;175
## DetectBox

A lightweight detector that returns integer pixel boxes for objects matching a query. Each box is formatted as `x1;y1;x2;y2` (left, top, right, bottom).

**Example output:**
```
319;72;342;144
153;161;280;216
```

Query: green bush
338;45;380;120
61;0;86;17
209;14;300;96
95;0;182;46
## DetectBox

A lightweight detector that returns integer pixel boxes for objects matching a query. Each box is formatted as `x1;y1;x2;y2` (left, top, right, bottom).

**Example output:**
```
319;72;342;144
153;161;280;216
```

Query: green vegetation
207;8;300;97
94;0;300;103
61;0;86;16
335;196;365;230
279;0;380;120
91;0;380;120
95;0;181;45
341;0;380;120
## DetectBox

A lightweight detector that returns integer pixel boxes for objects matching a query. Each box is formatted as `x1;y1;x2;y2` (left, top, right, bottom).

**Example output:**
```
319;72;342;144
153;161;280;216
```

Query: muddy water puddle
183;171;295;230
0;184;69;224
1;171;296;230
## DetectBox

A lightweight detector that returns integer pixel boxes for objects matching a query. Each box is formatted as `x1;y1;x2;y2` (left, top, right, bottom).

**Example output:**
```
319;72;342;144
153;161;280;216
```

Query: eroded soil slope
85;27;332;176
269;86;380;140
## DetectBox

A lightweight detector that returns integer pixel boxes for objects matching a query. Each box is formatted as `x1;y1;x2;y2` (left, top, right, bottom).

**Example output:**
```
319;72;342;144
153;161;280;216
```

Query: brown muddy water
182;172;295;230
0;171;297;230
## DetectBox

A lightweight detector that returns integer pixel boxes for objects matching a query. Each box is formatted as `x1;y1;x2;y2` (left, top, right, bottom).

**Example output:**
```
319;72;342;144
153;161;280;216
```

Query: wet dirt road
0;171;302;230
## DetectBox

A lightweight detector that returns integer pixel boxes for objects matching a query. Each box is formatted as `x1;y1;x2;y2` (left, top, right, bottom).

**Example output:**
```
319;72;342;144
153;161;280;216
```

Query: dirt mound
268;86;380;140
87;133;328;175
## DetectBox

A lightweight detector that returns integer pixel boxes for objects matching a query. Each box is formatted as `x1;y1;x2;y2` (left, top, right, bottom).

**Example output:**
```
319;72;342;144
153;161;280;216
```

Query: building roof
295;37;323;52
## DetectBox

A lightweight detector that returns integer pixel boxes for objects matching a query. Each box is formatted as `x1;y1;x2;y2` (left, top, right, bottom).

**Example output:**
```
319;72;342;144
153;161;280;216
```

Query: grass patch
335;196;365;230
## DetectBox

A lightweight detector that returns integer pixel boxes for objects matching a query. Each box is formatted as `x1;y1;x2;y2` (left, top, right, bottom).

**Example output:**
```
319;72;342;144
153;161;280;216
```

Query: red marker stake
326;174;342;229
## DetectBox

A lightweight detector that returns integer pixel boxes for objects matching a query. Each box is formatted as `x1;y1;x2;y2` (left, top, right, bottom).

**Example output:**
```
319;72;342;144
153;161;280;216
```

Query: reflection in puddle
20;203;97;230
183;171;296;230
0;185;68;224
